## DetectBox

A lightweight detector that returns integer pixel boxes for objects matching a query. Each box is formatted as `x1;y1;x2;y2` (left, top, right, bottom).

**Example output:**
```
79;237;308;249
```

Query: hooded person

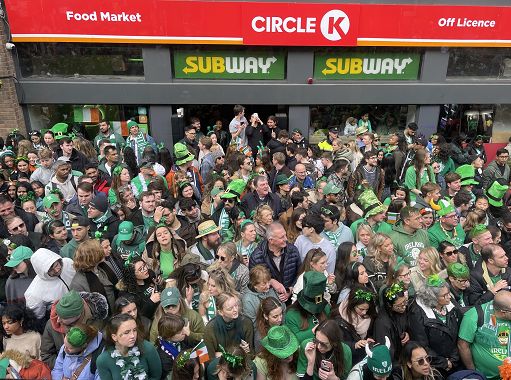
346;337;393;380
213;179;246;242
0;350;51;380
388;207;431;267
24;248;76;320
52;325;104;380
40;290;109;368
87;194;121;242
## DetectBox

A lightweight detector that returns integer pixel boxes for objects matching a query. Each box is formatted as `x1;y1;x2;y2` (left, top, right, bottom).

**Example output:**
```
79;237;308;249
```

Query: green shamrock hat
50;122;69;140
486;181;509;207
455;164;479;186
436;198;455;217
358;189;387;218
221;179;246;200
174;142;195;166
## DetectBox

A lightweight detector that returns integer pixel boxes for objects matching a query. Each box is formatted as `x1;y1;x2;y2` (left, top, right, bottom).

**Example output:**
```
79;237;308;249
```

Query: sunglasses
413;356;432;366
443;249;458;257
216;255;227;261
10;222;25;232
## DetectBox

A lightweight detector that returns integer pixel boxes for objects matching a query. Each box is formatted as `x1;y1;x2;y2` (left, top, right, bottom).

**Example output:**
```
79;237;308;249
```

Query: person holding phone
297;320;352;380
229;105;248;150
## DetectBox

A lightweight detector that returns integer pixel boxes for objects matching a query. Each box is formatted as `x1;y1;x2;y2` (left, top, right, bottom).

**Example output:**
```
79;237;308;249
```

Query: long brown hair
255;296;282;338
259;347;298;379
314;320;345;377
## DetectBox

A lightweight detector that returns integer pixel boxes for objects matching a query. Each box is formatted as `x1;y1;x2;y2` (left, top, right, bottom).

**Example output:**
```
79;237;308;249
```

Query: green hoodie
60;238;80;259
388;222;430;267
112;227;145;260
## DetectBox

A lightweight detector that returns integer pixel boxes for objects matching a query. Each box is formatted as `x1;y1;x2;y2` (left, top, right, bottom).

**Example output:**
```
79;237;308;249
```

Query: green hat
275;174;291;186
221;179;246;200
323;182;341;195
447;262;469;279
56;290;84;319
4;246;33;267
196;220;221;239
486;181;509;207
0;358;9;379
469;224;489;239
297;272;327;314
210;187;223;197
117;221;134;242
366;338;392;376
127;120;139;129
50;122;69;140
174;143;195;166
67;326;88;348
161;287;181;308
358;189;387;218
436;198;455;217
43;194;61;209
260;325;299;359
455;165;479;186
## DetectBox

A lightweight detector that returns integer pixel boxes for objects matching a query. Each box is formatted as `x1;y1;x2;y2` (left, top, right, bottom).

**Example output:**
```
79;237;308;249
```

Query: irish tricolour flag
190;340;209;364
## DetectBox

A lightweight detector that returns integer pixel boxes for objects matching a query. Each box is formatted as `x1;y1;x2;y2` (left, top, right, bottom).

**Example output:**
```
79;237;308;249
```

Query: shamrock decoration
176;350;191;368
18;191;36;204
219;345;244;369
385;281;405;301
354;289;374;302
426;274;445;288
94;231;103;240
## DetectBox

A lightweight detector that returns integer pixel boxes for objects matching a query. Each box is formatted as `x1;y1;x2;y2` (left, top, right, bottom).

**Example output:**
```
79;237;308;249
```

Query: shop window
17;43;144;78
27;104;149;140
309;105;411;144
447;48;511;79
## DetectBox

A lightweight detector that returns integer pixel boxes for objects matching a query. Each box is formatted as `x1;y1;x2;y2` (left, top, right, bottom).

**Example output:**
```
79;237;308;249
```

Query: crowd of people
0;104;510;380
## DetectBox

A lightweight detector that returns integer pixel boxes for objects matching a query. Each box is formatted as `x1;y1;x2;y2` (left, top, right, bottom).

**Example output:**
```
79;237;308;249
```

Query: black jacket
90;212;121;243
55;148;90;174
268;166;292;193
246;124;265;154
408;298;461;374
241;190;283;219
447;280;471;315
0;207;38;238
466;258;511;306
334;316;371;364
373;308;409;365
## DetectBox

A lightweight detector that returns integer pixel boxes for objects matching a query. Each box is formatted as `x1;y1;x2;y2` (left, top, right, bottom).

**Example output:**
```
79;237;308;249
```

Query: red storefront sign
5;0;511;47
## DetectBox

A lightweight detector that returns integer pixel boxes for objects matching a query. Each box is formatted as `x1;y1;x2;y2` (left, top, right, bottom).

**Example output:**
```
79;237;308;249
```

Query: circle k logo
320;10;350;41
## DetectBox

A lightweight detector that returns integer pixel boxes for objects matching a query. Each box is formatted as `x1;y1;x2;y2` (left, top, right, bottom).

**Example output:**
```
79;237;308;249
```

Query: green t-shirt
160;250;174;279
490;274;502;284
459;302;511;380
296;339;352;380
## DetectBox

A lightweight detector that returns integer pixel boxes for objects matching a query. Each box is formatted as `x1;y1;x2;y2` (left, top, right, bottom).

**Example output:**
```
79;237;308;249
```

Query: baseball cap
43;194;61;209
117;221;134;242
4;246;33;267
161;287;181;308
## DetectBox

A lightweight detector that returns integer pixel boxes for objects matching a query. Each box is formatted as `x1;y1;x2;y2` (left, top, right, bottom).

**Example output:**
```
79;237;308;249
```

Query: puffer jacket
249;240;301;290
25;248;75;319
408;298;461;374
52;332;103;380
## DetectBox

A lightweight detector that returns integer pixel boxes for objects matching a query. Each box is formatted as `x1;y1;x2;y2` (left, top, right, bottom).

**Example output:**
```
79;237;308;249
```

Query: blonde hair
462;209;486;233
73;239;104;271
253;205;273;224
73;137;98;162
419;247;443;275
38;148;53;160
367;233;394;271
356;223;374;242
17;140;32;158
249;265;271;287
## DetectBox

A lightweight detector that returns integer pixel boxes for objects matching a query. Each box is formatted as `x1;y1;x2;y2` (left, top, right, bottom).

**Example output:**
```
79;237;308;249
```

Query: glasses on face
443;249;458;257
10;222;25;231
398;271;411;278
216;156;225;161
439;293;451;299
454;278;469;284
499;155;509;159
224;199;235;204
413;356;432;366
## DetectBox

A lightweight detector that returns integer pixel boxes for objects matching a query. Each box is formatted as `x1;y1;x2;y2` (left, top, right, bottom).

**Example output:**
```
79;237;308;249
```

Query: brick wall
0;17;26;137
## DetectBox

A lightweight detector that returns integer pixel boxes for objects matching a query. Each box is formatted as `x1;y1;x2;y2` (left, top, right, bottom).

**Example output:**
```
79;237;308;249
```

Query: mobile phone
240;121;245;125
321;360;332;372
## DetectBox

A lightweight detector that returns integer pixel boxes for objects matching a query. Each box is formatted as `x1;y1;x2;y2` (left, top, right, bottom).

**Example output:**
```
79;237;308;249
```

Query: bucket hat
260;325;299;359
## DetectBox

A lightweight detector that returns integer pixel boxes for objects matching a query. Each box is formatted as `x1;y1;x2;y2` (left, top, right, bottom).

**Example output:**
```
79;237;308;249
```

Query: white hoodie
25;248;76;319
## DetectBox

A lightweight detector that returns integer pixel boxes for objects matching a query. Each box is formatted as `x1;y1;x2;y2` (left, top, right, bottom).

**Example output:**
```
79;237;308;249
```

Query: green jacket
428;222;466;249
60;239;79;259
96;340;162;380
388;222;430;267
149;307;205;343
285;305;331;344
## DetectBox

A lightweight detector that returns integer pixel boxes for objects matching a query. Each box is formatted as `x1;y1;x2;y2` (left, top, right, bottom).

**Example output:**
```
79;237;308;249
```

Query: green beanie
67;326;88;348
56;290;84;319
366;339;392;376
469;224;489;239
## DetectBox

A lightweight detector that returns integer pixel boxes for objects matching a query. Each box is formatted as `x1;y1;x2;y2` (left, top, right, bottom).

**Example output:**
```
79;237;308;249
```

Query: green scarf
129;132;148;162
93;208;112;225
197;240;215;261
206;295;217;322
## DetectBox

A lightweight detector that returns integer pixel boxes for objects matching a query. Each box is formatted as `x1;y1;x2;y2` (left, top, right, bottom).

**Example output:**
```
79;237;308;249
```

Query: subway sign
173;51;285;79
314;52;421;80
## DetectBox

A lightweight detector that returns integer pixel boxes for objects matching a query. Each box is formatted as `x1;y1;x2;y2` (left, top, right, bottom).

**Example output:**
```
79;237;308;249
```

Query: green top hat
260;325;299;359
5;246;33;267
275;174;291;186
436;198;455;217
486;181;509;207
358;189;387;218
297;271;327;314
51;122;69;140
221;179;246;199
323;182;341;195
455;165;479;186
174;142;195;166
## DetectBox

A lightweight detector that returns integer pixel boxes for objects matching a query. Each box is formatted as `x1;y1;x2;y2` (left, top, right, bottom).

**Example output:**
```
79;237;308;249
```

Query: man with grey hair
249;222;301;302
241;175;282;218
458;290;511;380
